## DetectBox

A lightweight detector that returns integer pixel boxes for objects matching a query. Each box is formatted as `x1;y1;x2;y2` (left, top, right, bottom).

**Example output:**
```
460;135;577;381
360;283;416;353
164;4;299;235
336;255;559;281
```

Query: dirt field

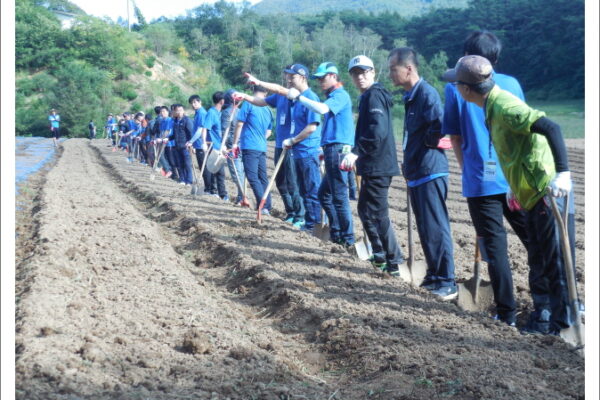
15;138;585;399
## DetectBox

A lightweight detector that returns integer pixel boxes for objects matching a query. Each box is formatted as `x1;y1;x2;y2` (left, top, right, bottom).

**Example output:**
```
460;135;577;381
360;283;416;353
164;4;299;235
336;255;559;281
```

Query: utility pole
127;0;131;32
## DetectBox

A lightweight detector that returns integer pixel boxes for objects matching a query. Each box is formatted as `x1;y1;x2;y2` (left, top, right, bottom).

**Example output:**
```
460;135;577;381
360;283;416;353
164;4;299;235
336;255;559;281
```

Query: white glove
185;141;192;147
201;142;208;151
245;72;260;86
506;187;522;212
287;88;300;100
548;171;572;198
232;91;245;101
282;138;294;149
339;153;358;171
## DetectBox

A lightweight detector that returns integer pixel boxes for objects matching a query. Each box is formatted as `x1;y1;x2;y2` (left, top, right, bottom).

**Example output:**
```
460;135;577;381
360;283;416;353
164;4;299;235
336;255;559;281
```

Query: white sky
69;0;261;22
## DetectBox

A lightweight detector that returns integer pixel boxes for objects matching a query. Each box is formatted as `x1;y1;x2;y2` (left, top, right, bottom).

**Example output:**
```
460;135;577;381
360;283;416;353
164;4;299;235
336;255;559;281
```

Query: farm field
15;138;585;399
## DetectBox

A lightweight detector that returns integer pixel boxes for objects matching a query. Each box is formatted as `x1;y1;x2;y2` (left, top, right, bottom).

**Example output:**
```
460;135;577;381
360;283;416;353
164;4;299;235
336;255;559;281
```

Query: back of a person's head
463;30;502;65
253;85;267;95
212;91;224;104
154;106;161;115
388;47;419;68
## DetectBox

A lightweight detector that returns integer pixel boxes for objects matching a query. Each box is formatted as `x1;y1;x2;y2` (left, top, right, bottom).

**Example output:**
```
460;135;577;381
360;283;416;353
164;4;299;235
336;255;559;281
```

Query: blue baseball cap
284;63;309;78
311;62;339;79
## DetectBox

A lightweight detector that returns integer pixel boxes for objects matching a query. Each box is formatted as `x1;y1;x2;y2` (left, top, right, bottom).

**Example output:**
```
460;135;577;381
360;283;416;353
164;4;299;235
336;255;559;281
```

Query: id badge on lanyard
483;160;497;181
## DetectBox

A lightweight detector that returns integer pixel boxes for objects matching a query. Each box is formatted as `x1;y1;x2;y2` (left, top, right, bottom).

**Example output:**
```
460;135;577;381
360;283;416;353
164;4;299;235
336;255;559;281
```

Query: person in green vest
442;55;578;336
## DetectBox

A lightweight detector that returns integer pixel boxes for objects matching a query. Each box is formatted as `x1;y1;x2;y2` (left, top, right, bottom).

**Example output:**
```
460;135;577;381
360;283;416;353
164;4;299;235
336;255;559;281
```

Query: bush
115;82;138;101
145;70;152;77
144;55;156;68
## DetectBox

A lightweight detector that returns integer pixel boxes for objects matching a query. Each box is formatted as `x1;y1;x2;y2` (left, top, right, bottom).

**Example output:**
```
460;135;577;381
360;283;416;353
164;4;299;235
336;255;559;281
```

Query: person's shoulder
303;88;320;101
494;73;523;97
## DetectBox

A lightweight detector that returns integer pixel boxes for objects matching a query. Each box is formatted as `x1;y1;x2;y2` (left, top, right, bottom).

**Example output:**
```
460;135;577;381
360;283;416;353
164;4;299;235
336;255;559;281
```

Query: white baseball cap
348;55;375;72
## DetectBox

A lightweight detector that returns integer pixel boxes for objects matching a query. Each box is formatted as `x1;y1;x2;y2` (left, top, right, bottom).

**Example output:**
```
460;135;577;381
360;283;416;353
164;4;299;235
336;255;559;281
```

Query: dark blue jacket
353;83;400;177
401;78;448;181
172;116;193;149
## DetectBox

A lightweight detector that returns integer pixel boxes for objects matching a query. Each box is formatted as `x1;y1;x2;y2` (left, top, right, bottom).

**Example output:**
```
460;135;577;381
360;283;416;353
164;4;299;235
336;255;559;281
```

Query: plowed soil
15;138;585;399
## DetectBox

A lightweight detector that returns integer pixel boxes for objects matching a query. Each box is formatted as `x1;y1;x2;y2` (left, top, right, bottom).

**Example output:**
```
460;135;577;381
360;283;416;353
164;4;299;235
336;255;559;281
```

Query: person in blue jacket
288;61;355;247
232;85;273;213
187;95;208;187
171;104;194;185
159;106;175;179
202;92;228;199
48;108;60;148
389;47;457;300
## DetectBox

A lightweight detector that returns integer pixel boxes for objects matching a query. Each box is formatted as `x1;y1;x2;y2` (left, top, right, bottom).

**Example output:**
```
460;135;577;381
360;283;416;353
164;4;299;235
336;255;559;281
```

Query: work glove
232;92;245;102
282;138;294;149
201;142;208;152
506;187;522;212
548;171;572;198
244;72;260;86
339;153;358;171
185;141;192;148
287;88;300;101
318;149;325;162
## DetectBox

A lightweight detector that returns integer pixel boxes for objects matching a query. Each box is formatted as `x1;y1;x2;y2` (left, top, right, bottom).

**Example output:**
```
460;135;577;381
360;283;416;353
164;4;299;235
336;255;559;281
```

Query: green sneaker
368;256;387;272
383;264;400;277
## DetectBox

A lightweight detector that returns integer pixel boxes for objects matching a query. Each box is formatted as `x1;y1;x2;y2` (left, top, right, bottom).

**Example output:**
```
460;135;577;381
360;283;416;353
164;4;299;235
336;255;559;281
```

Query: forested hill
16;0;584;138
252;0;469;16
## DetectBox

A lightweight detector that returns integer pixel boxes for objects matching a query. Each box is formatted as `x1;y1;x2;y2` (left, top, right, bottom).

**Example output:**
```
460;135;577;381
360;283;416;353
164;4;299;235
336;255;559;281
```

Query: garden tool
257;148;287;222
398;186;427;285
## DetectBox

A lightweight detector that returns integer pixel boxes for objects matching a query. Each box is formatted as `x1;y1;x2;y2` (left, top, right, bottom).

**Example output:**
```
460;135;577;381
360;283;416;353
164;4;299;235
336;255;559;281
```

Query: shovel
352;174;373;260
228;152;250;207
456;238;495;312
257;147;287;222
548;193;584;348
313;158;330;241
398;186;428;285
188;147;200;195
150;132;168;181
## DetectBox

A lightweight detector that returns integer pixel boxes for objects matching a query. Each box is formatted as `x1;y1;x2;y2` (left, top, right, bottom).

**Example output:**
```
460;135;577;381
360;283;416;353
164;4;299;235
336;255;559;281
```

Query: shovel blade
313;224;330;242
190;185;198;195
354;238;372;260
559;324;585;348
456;278;495;312
398;260;428;285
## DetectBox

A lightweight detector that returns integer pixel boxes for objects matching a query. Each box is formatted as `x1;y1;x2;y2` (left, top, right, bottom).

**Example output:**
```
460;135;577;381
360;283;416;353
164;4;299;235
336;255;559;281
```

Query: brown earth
15;138;585;399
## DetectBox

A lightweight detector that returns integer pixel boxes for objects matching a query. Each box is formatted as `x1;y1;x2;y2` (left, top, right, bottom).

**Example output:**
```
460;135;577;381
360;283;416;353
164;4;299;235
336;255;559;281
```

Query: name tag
280;114;286;125
483;160;497;181
290;121;295;135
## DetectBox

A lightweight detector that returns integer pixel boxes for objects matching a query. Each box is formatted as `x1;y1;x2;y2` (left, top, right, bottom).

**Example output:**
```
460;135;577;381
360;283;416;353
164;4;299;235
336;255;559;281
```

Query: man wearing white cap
341;55;405;277
442;54;577;335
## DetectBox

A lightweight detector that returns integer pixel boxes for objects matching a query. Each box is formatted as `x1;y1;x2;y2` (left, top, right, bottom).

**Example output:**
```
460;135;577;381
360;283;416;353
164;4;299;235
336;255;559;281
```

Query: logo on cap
348;55;374;72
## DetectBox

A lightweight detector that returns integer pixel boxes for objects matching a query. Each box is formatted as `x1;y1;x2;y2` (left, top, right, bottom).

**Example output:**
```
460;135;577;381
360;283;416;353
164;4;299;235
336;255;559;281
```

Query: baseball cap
311;62;339;79
442;55;493;85
284;63;309;77
348;55;374;72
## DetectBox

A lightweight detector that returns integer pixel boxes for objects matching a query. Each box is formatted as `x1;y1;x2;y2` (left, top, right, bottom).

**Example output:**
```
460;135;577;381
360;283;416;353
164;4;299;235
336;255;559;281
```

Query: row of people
108;30;578;337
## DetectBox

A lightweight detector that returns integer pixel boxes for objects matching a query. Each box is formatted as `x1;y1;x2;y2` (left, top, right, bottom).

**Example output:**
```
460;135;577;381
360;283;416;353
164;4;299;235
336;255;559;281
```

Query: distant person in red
48;108;60;148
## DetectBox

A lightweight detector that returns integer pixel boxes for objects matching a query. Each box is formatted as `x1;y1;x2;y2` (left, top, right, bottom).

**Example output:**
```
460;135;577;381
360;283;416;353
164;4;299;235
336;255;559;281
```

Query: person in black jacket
171;104;195;185
388;47;457;300
341;55;405;277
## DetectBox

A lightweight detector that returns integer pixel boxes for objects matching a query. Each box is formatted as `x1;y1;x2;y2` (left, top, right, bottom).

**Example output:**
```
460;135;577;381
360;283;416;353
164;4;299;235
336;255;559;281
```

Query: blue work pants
294;153;322;229
275;147;304;222
242;149;270;210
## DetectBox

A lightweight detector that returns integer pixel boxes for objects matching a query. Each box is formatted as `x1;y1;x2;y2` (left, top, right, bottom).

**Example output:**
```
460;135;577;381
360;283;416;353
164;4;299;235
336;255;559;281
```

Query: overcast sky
69;0;260;22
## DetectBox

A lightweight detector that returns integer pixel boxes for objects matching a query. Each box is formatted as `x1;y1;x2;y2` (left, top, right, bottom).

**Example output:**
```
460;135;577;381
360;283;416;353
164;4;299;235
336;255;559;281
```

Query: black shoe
493;314;516;327
521;309;551;335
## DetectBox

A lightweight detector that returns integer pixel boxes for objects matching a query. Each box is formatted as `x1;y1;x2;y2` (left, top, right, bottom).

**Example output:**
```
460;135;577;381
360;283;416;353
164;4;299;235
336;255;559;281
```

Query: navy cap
284;63;309;77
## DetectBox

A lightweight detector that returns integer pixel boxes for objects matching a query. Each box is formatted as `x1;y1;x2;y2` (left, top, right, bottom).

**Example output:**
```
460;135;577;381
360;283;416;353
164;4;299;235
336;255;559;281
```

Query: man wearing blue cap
287;62;355;247
245;64;322;232
234;68;305;227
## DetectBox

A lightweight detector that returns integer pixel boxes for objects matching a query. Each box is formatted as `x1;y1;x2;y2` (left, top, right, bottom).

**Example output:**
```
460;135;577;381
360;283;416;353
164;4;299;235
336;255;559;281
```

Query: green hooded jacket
484;85;555;210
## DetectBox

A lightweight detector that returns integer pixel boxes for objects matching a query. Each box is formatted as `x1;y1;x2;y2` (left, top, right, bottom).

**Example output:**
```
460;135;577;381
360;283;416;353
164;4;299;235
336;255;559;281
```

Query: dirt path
15;139;584;399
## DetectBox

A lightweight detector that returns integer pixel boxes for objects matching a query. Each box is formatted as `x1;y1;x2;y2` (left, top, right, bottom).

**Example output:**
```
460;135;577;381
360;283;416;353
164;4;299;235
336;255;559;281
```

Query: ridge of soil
15;139;585;399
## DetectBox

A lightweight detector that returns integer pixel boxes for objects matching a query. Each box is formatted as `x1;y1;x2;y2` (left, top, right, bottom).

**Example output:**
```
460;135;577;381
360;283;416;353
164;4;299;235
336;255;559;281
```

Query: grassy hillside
253;0;468;16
